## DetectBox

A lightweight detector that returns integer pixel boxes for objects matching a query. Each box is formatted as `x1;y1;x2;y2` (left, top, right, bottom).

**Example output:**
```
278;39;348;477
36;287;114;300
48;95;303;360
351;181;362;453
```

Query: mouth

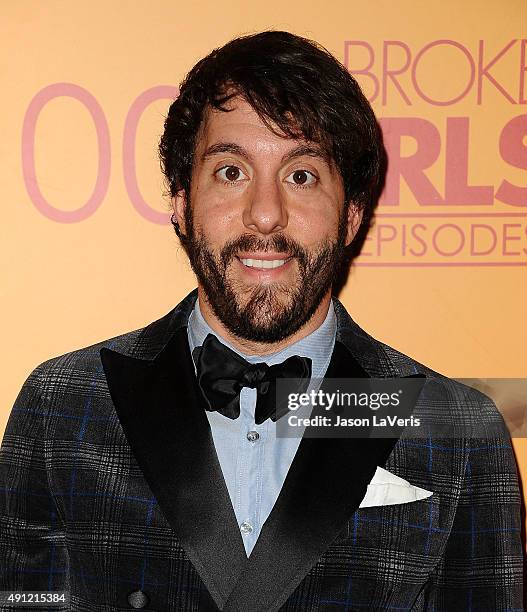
237;256;293;269
234;254;294;278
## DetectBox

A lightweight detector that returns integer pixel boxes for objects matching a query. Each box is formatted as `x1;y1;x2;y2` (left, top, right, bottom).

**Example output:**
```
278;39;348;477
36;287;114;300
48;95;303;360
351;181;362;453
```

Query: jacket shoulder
23;325;149;398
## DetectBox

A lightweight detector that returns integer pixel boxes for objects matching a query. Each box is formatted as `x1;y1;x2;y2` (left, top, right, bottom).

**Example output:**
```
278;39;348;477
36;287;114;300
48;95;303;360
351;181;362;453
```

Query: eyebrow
201;141;331;165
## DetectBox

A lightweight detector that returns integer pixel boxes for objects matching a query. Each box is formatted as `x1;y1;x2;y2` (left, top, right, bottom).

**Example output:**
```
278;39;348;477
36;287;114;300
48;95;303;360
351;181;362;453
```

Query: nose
242;175;288;235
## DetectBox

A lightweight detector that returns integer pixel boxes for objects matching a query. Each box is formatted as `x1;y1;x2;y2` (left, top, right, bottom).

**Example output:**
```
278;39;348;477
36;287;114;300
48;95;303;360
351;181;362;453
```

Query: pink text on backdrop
379;115;527;207
345;39;527;106
22;83;178;224
22;83;111;223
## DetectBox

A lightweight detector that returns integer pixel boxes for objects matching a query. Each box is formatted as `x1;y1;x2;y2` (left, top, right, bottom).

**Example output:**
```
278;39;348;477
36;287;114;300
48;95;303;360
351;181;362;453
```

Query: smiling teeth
240;258;290;269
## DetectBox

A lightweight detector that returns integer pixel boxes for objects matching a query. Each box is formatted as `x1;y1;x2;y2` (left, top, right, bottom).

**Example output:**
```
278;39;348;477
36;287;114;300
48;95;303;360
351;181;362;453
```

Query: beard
179;205;349;344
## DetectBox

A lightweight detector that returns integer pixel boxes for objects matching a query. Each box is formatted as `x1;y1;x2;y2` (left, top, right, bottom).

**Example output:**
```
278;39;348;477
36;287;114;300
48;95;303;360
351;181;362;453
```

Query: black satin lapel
223;340;418;612
100;327;247;610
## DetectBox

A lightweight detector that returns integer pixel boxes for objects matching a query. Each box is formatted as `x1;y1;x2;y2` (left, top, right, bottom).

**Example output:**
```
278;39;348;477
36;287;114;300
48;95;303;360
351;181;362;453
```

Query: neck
197;286;332;356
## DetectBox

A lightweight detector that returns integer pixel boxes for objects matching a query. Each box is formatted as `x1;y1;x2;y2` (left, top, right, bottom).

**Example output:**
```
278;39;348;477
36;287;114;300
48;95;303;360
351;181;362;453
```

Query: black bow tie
192;333;312;425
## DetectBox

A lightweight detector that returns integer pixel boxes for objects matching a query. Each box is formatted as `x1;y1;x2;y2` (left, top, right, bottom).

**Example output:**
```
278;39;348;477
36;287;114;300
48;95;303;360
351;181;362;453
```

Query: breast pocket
331;494;446;567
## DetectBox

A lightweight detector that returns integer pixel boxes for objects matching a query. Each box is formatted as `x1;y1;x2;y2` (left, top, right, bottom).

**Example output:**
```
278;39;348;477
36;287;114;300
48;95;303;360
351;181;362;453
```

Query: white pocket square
359;466;433;508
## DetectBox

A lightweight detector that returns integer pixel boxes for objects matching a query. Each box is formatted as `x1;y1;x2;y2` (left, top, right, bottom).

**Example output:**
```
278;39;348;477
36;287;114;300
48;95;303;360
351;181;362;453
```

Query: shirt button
240;521;253;535
246;430;260;442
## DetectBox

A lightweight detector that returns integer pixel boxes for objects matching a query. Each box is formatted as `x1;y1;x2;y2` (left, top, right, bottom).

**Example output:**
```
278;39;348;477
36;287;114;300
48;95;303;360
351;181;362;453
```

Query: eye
216;165;245;183
284;169;318;188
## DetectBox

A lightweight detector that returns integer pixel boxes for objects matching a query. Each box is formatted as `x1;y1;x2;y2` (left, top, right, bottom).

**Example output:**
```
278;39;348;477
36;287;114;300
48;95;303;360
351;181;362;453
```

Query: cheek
191;189;242;240
289;199;341;243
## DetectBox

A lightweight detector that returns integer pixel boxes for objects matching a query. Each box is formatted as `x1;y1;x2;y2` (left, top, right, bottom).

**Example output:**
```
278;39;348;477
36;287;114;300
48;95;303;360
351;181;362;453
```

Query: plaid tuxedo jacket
0;288;523;611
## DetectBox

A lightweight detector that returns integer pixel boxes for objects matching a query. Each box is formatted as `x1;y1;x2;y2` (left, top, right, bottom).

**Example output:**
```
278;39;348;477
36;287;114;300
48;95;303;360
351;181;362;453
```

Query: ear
345;203;363;247
172;190;188;235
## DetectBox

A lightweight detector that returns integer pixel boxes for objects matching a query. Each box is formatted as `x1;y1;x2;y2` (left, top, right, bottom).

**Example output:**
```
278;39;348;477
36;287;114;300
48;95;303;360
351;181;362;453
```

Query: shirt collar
187;295;336;380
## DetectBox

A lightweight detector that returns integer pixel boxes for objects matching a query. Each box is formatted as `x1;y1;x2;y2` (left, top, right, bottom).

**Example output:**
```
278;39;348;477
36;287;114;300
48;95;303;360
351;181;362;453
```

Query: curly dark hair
158;30;385;250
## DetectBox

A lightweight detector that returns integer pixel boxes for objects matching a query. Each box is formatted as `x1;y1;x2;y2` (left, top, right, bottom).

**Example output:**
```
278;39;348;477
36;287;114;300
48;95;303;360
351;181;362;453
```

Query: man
0;31;523;611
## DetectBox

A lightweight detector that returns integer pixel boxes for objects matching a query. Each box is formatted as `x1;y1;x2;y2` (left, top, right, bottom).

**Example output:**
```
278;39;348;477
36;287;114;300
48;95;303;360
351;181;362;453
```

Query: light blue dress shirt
187;296;337;556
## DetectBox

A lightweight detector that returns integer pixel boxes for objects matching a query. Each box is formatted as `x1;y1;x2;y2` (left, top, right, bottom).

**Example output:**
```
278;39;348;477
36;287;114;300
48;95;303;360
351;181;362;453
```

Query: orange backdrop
2;1;526;535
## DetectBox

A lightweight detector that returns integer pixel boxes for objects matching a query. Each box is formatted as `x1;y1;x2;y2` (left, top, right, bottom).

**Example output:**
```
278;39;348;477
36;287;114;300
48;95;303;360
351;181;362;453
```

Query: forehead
195;96;328;160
